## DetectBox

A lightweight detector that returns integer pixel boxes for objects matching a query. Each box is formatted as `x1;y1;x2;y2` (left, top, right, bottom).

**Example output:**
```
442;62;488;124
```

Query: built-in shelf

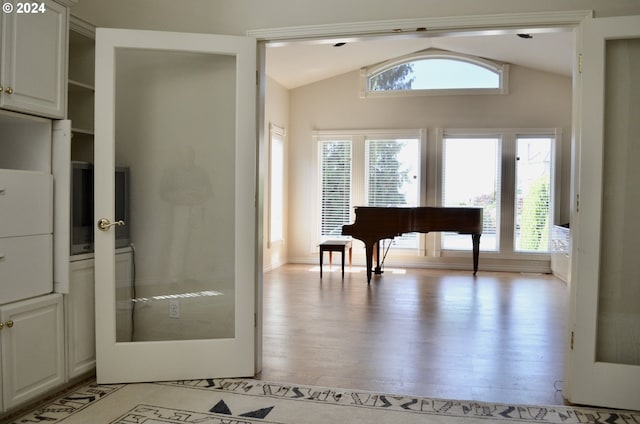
68;24;95;88
70;132;94;163
0;110;53;172
68;79;95;92
71;127;94;136
68;17;96;164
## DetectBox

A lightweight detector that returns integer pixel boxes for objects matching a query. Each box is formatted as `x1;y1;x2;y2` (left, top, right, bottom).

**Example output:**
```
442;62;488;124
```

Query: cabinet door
1;294;64;411
0;170;53;237
67;251;132;379
0;0;68;118
0;234;52;305
67;259;95;379
114;251;133;343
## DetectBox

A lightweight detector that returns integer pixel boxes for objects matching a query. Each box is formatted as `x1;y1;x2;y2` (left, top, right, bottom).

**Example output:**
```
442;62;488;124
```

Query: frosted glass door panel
114;48;236;342
596;38;640;365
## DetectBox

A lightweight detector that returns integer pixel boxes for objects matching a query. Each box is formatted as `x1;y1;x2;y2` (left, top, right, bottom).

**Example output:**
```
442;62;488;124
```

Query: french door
566;15;640;409
94;29;257;383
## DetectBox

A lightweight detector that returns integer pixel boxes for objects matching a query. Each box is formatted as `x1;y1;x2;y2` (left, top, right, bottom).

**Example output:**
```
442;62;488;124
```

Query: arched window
361;50;509;97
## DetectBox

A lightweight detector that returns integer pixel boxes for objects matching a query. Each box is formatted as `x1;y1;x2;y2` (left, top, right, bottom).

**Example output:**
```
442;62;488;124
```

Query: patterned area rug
8;379;640;424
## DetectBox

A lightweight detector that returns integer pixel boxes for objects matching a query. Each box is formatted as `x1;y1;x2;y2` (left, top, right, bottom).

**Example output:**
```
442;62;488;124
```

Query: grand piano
342;206;482;283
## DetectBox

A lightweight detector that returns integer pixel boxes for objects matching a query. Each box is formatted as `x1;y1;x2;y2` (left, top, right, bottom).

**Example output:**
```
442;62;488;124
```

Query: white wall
263;76;289;270
287;64;572;270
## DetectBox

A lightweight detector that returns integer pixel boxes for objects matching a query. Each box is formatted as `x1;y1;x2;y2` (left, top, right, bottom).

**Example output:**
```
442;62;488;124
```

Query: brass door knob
5;320;14;328
97;218;125;231
4;87;13;94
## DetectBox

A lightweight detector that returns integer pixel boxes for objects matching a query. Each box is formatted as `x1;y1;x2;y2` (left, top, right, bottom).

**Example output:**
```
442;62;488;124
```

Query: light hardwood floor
256;264;569;406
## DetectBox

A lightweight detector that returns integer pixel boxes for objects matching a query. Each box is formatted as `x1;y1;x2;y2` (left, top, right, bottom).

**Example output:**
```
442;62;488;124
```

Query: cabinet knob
0;322;3;330
4;87;13;95
5;320;14;328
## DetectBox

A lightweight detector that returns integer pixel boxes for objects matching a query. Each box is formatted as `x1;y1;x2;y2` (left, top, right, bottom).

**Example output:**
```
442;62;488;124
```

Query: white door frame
247;11;591;42
251;8;592;404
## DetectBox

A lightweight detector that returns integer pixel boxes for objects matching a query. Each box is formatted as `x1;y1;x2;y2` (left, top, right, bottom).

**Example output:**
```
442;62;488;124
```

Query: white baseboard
285;256;551;274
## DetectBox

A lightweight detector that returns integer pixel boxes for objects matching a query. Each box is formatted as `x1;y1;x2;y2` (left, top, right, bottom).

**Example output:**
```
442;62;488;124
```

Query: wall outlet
169;299;180;319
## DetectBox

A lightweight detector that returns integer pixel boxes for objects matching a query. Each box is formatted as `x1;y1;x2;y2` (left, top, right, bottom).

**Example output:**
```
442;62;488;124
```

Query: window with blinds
366;138;420;248
320;139;352;238
515;137;552;252
269;127;284;244
442;137;500;251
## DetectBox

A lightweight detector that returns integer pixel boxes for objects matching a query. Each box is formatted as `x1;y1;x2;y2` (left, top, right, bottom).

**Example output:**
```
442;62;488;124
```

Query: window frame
268;124;285;247
313;127;559;261
314;129;426;251
316;135;354;243
360;49;510;98
440;134;502;252
365;136;422;249
513;135;556;253
435;128;561;259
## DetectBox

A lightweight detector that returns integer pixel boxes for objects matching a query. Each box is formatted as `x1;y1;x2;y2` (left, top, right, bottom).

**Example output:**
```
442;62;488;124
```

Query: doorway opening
256;14;580;406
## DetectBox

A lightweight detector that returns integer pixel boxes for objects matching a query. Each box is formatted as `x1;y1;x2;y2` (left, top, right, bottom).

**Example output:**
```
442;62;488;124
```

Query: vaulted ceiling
266;29;574;89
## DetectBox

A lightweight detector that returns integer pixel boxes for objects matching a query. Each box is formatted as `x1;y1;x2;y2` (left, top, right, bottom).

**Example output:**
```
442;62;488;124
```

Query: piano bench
319;240;352;278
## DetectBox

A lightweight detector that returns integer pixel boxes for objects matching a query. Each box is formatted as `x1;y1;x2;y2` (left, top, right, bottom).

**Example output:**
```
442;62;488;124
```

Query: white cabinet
66;249;133;379
0;0;71;118
0;104;64;416
0;235;52;304
0;111;55;304
551;225;570;283
115;250;134;343
66;257;95;378
0;294;64;412
0;170;52;237
0;3;76;414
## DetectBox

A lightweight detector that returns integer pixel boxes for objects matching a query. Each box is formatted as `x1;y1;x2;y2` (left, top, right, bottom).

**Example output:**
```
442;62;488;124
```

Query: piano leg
472;233;481;275
374;241;383;275
365;242;374;284
363;240;385;284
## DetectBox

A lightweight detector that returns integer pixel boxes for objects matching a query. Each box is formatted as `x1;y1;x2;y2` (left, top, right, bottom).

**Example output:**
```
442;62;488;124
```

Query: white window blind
320;139;352;238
